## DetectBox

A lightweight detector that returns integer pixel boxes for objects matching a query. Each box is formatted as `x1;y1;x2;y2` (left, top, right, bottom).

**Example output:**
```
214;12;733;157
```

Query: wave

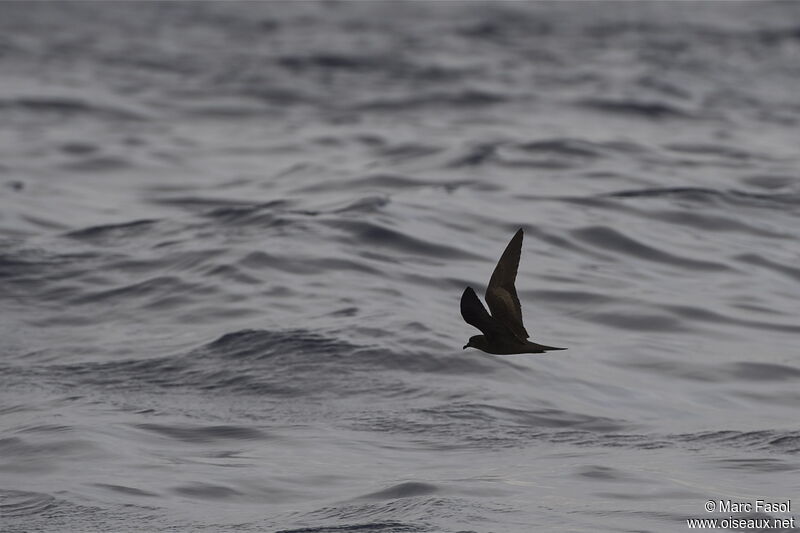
327;220;482;260
0;95;150;120
576;98;696;120
31;329;499;398
570;225;730;271
0;490;56;517
602;187;800;207
446;138;649;169
66;219;161;241
356;88;511;112
276;521;426;533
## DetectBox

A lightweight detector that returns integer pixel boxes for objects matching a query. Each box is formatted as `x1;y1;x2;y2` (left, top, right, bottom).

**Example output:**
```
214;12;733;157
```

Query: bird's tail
532;343;566;352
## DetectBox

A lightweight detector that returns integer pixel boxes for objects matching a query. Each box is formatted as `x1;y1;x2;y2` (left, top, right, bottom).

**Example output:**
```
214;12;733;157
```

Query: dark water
2;2;799;532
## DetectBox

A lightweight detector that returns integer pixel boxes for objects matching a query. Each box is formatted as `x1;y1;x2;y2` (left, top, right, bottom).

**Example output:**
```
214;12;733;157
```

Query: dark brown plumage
461;228;565;355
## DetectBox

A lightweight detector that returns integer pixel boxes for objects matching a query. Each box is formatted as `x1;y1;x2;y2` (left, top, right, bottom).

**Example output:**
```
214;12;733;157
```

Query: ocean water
1;2;799;532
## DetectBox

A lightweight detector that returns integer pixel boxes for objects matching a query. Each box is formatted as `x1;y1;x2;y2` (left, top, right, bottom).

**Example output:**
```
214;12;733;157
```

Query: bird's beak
462;344;469;350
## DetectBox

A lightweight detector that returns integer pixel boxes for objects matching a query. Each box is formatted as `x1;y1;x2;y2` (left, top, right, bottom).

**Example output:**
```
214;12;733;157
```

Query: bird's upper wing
485;228;529;341
460;286;507;342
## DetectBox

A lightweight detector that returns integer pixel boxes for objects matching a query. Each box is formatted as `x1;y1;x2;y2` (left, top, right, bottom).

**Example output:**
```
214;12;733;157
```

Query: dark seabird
461;228;565;355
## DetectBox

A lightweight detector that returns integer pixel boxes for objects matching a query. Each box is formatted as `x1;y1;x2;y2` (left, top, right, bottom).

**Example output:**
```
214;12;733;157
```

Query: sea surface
1;2;799;532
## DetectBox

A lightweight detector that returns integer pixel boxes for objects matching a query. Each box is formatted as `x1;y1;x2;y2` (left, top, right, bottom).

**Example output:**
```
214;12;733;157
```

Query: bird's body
463;332;561;355
461;229;564;355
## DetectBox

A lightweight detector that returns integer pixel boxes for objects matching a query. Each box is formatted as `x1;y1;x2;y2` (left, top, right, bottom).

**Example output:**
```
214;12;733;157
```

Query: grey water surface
1;2;799;532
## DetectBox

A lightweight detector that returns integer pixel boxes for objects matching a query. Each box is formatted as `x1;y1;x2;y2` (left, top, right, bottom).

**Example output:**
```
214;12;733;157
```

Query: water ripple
571;225;730;271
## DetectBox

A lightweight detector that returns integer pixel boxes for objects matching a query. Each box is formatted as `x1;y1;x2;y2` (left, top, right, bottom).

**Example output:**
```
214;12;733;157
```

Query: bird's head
463;335;488;351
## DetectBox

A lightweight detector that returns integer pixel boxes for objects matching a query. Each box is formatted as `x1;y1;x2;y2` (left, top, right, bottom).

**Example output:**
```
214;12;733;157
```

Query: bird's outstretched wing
460;286;506;341
486;228;529;341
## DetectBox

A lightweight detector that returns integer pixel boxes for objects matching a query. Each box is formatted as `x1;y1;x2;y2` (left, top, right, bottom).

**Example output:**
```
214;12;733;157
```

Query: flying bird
461;228;565;355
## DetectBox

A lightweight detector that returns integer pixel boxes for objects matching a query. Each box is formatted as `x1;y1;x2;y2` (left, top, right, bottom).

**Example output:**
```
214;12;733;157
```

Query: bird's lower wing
460;287;505;341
